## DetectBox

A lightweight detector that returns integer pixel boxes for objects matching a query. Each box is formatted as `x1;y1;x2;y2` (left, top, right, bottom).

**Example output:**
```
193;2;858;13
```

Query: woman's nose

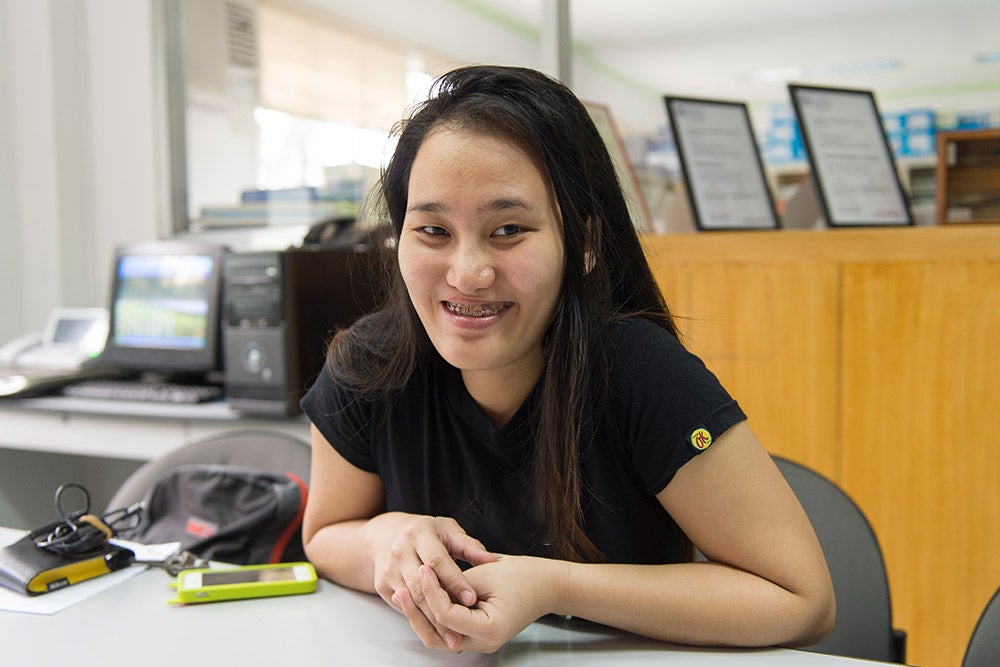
447;243;496;293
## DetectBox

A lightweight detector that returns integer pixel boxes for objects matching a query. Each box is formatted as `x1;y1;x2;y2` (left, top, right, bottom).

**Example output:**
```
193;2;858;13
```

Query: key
136;549;210;576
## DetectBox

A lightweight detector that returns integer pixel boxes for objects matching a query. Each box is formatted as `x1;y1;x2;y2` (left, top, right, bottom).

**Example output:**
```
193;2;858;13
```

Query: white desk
0;398;310;529
0;529;887;667
0;396;309;460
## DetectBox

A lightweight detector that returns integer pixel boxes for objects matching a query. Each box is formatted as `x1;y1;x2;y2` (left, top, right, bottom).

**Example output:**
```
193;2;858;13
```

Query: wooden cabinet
642;226;1000;667
936;128;1000;224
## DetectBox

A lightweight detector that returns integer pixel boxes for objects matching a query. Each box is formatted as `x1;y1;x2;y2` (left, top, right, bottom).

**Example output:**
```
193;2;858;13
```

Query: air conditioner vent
225;0;257;70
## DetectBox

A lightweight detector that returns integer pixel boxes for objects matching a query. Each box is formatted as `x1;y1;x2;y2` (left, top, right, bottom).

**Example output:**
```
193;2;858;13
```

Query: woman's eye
418;225;448;237
493;224;523;237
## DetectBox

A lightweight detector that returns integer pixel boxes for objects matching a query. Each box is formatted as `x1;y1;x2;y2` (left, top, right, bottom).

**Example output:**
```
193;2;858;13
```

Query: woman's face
397;126;565;385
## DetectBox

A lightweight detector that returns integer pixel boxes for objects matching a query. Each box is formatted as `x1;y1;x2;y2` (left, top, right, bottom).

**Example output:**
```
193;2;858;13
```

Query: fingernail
445;631;461;649
460;590;476;606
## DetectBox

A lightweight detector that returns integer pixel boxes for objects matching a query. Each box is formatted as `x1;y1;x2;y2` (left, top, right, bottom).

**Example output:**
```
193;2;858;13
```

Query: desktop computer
222;246;381;415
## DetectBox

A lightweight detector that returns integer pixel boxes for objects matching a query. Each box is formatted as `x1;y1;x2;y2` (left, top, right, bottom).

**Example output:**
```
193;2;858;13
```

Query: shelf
936;128;1000;224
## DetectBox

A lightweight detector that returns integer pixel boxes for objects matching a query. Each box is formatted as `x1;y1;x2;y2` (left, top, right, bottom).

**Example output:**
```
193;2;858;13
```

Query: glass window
181;0;455;232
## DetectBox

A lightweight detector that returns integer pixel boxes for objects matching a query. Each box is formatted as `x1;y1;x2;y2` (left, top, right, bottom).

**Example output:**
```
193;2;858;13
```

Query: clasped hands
370;512;559;654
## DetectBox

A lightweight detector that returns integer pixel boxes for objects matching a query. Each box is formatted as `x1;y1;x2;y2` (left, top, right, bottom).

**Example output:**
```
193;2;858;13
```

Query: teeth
447;302;505;317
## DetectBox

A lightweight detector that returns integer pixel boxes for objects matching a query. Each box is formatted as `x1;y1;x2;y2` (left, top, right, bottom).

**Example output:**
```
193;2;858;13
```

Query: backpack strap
268;472;308;563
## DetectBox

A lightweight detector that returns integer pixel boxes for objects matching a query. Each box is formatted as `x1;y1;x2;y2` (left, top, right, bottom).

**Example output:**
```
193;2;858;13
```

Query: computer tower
223;246;380;415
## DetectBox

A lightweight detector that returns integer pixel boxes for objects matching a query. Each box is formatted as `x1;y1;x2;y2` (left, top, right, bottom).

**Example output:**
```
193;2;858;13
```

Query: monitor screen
664;95;779;231
788;84;912;227
100;241;226;378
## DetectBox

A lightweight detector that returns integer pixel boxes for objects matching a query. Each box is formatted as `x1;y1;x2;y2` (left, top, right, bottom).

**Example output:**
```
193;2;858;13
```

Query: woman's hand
365;512;497;649
402;555;565;654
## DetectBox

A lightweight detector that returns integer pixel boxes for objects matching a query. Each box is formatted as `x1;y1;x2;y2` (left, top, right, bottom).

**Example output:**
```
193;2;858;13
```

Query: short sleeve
606;319;747;495
299;363;380;473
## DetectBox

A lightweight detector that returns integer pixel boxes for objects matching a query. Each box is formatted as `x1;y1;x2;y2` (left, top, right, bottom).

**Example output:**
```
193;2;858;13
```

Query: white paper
793;88;910;225
0;565;145;615
669;99;777;229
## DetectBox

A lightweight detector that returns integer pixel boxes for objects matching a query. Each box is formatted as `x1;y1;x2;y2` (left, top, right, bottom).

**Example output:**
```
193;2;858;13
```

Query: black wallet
0;523;135;596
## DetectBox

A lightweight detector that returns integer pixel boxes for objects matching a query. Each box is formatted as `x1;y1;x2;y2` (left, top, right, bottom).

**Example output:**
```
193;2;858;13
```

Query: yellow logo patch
690;427;713;451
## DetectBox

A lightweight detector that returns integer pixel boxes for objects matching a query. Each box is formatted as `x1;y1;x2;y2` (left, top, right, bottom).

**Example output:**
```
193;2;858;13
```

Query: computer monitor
98;241;227;380
664;95;779;231
788;84;912;227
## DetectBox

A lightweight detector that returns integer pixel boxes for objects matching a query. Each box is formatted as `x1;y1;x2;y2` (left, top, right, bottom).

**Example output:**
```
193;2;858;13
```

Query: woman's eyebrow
406;201;446;214
479;197;534;214
406;198;535;215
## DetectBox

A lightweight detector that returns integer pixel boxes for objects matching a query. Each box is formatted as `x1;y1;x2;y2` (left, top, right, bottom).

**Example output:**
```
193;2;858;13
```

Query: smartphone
168;562;317;604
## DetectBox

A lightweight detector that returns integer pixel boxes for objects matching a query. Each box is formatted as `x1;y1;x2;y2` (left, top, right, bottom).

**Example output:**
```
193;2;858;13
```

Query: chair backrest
772;456;899;662
963;586;1000;667
106;429;312;513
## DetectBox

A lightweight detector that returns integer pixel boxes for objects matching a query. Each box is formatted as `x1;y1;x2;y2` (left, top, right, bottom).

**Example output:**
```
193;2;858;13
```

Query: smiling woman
298;64;834;655
397;127;565;424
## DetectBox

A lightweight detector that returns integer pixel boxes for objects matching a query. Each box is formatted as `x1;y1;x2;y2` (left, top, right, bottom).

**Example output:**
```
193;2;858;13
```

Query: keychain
135;548;210;576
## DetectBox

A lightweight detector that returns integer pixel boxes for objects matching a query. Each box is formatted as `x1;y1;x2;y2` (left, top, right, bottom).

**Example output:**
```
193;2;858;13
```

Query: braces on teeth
447;302;504;317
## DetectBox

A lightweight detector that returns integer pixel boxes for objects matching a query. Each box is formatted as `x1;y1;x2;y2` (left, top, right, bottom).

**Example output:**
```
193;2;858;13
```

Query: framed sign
584;102;653;233
788;84;912;227
664;96;779;231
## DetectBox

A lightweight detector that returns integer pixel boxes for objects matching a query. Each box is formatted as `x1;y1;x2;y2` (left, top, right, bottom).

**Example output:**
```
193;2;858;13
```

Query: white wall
0;0;165;343
0;0;20;344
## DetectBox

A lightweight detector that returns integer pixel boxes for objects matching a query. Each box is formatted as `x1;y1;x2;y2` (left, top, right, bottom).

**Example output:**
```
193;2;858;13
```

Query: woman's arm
301;424;496;645
417;421;835;653
560;420;834;646
301;423;387;592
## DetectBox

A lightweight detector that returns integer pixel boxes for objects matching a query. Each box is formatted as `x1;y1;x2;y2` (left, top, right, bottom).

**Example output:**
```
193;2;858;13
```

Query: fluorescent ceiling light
749;66;805;83
747;58;901;83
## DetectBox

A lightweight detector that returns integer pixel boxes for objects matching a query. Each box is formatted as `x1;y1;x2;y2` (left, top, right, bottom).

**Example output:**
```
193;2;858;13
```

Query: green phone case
168;561;317;604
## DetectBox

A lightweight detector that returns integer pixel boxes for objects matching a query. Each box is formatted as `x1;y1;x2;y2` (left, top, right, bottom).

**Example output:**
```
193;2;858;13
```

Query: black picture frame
664;95;779;231
788;84;913;227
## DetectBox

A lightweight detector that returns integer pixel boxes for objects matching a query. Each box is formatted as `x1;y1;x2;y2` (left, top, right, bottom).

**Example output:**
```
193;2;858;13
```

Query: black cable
32;483;144;557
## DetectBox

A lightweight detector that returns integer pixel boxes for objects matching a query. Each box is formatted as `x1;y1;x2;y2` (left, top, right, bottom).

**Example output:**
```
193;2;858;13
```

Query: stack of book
195;185;364;228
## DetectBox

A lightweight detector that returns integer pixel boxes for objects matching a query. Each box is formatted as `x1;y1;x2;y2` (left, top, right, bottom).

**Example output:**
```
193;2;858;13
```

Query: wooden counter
642;225;1000;667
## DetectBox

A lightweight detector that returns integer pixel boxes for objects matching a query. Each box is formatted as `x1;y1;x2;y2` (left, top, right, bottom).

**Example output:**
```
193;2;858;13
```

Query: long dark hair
327;65;676;562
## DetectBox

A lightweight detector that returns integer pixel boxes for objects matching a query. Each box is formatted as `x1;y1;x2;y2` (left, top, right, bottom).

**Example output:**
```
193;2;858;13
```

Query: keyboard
62;379;223;404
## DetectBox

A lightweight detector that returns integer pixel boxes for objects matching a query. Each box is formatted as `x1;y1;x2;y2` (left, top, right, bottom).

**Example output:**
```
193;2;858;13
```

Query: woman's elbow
787;577;837;647
301;527;320;561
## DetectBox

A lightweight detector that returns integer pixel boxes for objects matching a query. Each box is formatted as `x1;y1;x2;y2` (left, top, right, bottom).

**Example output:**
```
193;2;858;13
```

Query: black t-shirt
301;317;746;564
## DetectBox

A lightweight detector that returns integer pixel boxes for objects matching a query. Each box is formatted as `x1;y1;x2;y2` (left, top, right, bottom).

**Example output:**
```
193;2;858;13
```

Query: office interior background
1;1;998;666
3;0;1000;345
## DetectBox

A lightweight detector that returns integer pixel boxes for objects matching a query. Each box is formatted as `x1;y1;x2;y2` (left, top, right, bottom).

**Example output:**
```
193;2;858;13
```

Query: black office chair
772;456;906;664
963;585;1000;667
106;429;312;513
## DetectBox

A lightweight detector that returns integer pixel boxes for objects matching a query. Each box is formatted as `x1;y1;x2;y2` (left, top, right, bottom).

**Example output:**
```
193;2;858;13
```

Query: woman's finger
411;529;481;607
418;564;484;633
394;586;464;653
446;531;499;568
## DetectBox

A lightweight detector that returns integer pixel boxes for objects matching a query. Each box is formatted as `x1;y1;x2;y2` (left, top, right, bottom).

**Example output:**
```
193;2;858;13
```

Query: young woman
300;65;834;655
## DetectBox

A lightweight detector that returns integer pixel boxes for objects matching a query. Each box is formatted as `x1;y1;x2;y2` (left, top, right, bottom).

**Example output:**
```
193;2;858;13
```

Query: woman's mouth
445;301;511;317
